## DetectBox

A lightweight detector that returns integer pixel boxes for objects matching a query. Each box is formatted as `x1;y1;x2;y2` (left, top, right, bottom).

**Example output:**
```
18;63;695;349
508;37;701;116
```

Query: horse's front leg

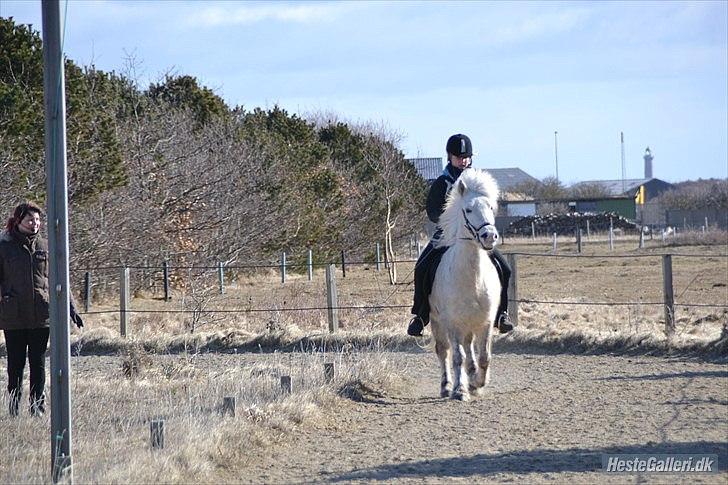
450;329;470;401
464;333;478;393
431;321;452;397
474;320;496;391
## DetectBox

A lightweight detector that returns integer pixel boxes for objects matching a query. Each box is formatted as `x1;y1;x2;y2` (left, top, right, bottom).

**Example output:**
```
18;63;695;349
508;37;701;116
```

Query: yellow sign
635;185;645;205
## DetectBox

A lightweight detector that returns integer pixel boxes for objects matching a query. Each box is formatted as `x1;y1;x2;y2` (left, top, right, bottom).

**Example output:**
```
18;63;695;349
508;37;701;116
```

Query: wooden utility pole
42;1;73;482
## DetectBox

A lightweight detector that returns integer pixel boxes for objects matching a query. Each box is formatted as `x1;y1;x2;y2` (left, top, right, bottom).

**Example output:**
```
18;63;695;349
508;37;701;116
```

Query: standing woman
0;202;82;416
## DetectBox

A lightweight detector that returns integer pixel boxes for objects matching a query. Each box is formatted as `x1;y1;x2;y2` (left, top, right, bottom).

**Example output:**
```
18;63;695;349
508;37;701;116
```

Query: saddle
420;247;505;322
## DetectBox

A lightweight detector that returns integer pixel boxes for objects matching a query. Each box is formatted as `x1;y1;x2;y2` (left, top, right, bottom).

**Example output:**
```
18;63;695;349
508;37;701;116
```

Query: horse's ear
457;179;467;196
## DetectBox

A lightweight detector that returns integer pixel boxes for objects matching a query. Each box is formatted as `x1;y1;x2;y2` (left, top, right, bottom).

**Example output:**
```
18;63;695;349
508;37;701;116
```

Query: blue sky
3;0;727;184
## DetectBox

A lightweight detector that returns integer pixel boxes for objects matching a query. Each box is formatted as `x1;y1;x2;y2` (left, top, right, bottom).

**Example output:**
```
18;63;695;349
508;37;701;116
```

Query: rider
407;133;514;337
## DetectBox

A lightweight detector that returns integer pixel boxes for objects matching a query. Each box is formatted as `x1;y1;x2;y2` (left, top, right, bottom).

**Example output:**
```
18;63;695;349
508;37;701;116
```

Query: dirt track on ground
234;348;727;484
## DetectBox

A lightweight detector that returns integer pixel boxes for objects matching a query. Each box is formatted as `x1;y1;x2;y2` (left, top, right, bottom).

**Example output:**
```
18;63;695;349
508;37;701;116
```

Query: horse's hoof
451;391;470;402
470;386;485;397
440;388;451;398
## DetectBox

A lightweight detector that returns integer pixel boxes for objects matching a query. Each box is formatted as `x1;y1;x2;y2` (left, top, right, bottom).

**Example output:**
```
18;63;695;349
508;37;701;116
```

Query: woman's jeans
4;328;49;415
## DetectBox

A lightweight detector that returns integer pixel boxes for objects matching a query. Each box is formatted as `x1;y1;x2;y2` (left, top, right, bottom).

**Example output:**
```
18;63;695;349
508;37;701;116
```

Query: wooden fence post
218;262;225;294
662;255;675;337
639;230;645;249
150;419;164;449
325;264;339;333
608;227;614;251
375;242;381;271
280;376;292;394
307;249;313;281
341;250;346;278
324;362;335;383
222;396;236;417
83;271;91;313
281;252;286;284
506;253;518;327
576;228;582;254
531;221;536;240
163;260;170;302
552;233;557;254
120;267;129;338
586;219;590;238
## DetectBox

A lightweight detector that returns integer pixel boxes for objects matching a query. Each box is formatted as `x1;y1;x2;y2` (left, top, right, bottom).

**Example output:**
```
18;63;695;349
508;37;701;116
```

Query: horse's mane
436;169;500;247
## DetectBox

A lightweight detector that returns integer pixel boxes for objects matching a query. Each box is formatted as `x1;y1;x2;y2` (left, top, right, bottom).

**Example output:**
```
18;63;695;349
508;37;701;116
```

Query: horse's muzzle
479;227;499;250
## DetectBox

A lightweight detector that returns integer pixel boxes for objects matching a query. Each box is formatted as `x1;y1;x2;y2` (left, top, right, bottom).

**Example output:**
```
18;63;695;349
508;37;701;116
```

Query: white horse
429;169;501;401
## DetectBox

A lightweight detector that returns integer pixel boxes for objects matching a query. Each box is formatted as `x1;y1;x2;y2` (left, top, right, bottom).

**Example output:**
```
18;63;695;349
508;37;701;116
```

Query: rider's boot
407;315;426;337
495;310;514;334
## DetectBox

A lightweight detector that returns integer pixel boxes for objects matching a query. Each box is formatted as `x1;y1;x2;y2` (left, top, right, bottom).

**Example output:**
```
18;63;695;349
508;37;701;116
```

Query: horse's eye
465;209;472;213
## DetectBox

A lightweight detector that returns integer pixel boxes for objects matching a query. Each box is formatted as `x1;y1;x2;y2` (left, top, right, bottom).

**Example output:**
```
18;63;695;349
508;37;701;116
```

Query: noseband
462;208;494;244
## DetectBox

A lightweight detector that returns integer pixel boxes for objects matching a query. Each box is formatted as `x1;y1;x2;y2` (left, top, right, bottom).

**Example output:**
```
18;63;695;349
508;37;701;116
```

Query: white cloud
193;2;350;27
484;8;591;45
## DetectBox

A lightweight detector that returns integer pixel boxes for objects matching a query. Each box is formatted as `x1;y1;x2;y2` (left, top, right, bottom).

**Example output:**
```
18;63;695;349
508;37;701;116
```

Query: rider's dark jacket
426;163;465;235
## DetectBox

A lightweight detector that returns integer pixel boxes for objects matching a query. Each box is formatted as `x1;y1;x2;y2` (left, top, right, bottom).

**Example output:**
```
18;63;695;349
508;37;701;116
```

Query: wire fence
73;246;728;329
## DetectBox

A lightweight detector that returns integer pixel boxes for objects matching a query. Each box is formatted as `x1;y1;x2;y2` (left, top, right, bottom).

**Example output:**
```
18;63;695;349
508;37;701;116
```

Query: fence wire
74;250;728;316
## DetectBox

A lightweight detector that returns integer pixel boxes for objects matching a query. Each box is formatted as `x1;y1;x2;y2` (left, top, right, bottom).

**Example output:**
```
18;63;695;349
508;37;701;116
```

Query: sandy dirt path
233;349;727;484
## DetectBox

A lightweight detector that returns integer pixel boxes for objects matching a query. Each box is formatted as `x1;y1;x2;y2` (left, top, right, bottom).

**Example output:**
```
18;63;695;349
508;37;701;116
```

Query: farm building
407;157;443;183
408;158;541;193
487;167;540;193
570;177;674;202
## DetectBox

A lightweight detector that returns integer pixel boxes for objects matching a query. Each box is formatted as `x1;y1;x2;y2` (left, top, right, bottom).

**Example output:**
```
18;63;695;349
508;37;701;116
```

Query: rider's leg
490;249;514;333
408;242;435;336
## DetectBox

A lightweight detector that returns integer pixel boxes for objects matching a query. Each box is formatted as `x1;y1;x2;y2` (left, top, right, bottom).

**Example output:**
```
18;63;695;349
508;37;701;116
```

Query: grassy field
0;233;725;483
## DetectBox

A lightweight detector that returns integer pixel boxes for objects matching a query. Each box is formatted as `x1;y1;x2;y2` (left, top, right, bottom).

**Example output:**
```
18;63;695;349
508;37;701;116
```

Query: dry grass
0;236;724;481
0;341;407;483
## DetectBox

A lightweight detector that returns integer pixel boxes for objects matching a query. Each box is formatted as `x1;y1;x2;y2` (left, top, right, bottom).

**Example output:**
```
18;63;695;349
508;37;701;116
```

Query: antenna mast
620;132;626;193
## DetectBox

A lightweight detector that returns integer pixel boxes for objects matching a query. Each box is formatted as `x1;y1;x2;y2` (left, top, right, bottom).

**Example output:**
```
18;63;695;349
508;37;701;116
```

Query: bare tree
360;124;424;284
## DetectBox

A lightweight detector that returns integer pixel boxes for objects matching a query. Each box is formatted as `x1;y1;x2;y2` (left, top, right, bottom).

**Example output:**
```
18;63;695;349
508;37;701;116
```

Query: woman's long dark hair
5;202;43;232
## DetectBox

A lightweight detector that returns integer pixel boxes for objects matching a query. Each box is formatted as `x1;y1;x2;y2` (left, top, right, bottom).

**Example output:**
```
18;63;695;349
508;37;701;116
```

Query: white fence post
307;249;313;281
552;233;557;254
120;267;129;338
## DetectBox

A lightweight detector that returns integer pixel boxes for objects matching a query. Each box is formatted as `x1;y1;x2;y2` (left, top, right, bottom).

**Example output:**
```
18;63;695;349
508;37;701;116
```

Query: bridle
461;208;495;247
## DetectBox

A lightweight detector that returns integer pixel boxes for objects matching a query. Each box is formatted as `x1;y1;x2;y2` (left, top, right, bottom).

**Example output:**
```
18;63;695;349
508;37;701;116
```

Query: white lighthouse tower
643;147;654;179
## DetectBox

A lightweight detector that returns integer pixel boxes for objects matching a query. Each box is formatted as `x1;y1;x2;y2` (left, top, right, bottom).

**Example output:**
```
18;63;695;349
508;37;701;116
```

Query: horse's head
438;169;500;250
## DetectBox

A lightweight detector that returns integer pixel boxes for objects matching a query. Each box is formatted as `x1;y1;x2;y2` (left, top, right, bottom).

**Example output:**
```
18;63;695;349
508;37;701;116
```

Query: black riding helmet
446;134;472;158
